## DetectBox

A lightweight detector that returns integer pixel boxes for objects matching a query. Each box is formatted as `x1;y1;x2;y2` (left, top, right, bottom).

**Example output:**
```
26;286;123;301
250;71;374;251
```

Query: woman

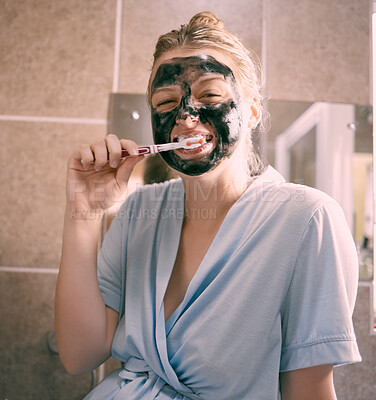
55;12;361;399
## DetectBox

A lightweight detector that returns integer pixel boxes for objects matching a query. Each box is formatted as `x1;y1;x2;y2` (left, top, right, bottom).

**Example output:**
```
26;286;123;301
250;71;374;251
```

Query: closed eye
203;93;220;98
199;92;224;104
157;99;176;107
154;99;179;113
151;94;179;111
151;86;181;111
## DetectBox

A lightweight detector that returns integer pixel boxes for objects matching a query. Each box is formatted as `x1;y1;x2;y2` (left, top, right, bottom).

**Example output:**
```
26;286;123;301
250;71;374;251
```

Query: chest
163;220;221;322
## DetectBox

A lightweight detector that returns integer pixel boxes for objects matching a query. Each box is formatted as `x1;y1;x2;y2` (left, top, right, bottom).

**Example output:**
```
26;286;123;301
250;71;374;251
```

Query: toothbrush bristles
186;137;207;147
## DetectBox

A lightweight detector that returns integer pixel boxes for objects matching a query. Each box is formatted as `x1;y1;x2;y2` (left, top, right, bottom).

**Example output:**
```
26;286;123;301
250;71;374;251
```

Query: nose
175;115;199;129
176;94;199;125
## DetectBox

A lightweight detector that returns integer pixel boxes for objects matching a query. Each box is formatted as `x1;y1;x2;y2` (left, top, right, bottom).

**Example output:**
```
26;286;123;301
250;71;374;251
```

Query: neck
180;154;251;223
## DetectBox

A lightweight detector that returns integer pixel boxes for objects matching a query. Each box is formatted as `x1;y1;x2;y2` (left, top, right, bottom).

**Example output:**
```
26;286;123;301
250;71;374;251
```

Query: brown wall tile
266;0;370;104
0;272;92;399
119;0;263;94
0;121;106;268
334;285;376;399
0;0;116;118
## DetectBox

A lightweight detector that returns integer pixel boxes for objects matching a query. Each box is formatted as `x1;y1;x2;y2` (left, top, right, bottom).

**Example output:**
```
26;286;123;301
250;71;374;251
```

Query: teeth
175;134;212;142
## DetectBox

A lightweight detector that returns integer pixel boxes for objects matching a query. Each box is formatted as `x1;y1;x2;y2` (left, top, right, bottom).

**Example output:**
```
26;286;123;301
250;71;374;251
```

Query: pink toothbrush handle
121;146;152;159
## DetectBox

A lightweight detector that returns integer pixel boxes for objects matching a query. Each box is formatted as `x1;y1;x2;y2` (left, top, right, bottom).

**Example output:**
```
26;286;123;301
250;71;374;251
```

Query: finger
120;139;139;157
116;154;144;185
71;144;94;170
91;139;108;170
105;134;122;168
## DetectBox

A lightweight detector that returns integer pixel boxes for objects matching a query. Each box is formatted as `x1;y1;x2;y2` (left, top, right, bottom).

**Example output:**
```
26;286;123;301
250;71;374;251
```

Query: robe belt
118;357;201;399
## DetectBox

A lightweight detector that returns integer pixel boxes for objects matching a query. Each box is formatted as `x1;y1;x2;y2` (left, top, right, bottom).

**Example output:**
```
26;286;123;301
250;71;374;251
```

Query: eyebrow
151;86;180;97
152;75;227;94
194;75;227;85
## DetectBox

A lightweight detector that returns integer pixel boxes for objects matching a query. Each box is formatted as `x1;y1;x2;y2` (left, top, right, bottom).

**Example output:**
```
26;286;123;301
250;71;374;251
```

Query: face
150;51;245;176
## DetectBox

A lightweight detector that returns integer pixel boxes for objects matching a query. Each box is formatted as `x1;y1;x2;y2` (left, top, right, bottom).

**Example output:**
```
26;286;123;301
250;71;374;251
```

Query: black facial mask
150;54;243;176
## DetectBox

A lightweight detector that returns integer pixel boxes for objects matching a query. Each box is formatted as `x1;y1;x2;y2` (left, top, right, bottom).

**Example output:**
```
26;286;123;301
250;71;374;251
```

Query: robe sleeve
280;200;362;372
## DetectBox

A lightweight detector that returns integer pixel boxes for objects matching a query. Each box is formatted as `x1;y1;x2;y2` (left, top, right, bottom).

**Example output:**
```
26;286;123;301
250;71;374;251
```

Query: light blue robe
84;166;361;400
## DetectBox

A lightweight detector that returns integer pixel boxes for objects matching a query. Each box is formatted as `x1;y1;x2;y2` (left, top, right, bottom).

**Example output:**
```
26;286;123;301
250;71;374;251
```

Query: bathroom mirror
264;99;374;333
107;93;153;145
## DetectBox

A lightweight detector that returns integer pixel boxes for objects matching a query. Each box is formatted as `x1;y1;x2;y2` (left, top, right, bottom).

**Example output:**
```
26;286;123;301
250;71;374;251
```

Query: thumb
115;155;144;185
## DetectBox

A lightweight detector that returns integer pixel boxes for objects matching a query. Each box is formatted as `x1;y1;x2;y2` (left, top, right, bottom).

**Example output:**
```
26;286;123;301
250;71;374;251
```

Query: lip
171;131;215;158
171;129;212;141
177;140;214;155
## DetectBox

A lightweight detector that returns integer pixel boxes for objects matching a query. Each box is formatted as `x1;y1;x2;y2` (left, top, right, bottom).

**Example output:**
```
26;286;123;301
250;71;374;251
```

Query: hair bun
189;11;224;29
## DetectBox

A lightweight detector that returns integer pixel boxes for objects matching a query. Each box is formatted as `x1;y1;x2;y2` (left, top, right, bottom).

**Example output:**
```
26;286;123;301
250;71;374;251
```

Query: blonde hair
148;11;267;176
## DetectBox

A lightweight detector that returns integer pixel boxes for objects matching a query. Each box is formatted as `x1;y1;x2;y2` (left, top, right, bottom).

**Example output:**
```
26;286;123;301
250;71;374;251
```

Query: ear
247;98;261;129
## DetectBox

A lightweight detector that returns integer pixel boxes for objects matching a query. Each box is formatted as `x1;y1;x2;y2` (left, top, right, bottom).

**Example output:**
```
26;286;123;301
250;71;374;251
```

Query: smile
172;133;215;157
172;133;214;144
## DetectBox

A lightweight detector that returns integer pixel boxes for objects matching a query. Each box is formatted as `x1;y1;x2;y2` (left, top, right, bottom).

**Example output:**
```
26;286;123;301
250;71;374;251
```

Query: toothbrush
119;136;206;159
80;137;206;165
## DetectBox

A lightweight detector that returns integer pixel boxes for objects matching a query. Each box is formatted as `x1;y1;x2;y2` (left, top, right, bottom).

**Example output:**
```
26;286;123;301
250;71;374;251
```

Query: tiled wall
333;284;376;398
265;0;370;105
0;272;93;399
1;0;118;397
0;0;373;398
119;0;262;94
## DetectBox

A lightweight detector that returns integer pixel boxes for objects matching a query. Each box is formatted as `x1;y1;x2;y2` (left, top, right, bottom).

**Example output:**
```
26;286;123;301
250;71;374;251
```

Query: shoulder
271;182;339;214
247;167;342;226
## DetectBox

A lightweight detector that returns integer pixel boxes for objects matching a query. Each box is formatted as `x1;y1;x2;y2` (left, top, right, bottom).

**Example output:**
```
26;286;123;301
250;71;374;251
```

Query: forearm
56;135;141;374
280;365;337;400
55;208;111;374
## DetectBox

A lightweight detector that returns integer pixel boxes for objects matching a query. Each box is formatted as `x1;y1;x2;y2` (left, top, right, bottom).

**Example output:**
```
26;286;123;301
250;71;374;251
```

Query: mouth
171;133;215;158
172;133;214;144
